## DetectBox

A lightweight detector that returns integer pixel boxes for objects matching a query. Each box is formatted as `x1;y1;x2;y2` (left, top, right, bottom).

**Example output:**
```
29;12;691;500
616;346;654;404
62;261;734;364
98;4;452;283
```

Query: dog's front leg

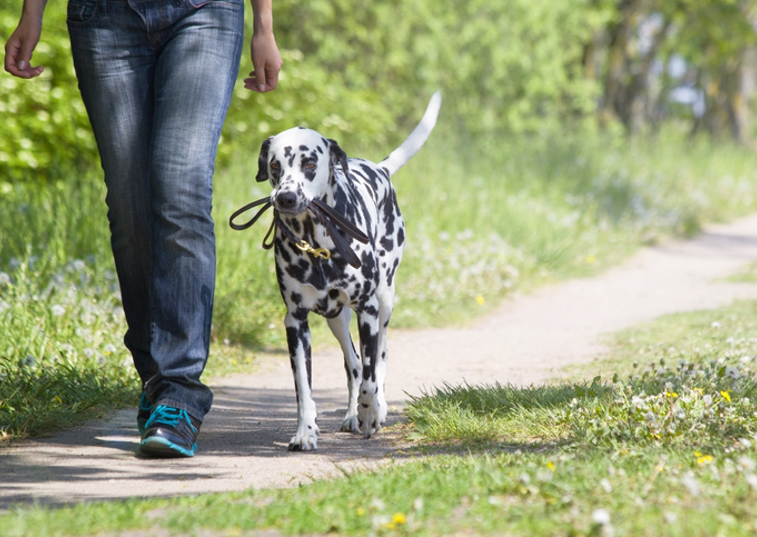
326;307;362;433
356;298;386;438
285;310;319;450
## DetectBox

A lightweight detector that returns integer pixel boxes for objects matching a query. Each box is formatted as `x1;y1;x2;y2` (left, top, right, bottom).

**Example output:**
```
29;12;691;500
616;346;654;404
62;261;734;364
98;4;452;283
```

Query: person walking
4;0;282;458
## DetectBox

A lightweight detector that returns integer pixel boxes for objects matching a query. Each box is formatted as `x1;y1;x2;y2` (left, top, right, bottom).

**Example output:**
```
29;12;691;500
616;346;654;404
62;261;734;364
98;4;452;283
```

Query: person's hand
4;16;44;79
244;31;282;93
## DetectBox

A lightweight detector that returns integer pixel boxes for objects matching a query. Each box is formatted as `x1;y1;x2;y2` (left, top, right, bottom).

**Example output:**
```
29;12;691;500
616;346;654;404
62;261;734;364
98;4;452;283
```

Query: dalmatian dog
253;92;441;451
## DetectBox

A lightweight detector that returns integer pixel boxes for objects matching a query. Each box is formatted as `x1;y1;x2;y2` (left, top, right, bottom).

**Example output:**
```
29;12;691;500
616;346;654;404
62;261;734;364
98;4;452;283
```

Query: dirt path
5;214;757;511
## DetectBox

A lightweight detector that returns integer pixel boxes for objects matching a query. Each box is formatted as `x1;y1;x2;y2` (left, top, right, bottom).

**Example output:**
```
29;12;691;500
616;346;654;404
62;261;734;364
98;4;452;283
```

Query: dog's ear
328;139;350;179
255;137;273;182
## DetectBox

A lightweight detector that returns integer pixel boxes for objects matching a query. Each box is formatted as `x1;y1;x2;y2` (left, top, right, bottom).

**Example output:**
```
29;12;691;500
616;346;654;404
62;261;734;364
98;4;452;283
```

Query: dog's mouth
272;191;308;216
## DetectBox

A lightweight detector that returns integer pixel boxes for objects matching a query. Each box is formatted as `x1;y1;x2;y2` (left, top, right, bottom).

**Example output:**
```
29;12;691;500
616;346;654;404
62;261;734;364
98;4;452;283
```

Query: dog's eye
270;161;280;170
304;161;316;169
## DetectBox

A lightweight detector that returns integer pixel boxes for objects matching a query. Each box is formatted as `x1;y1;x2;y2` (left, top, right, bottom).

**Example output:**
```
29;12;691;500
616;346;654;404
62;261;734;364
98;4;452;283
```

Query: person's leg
139;0;244;420
68;0;244;434
67;0;158;389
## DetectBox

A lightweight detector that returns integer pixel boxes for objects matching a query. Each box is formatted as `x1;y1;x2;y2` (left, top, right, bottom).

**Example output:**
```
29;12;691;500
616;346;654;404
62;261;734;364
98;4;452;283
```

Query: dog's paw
288;423;320;451
340;414;361;433
357;383;386;438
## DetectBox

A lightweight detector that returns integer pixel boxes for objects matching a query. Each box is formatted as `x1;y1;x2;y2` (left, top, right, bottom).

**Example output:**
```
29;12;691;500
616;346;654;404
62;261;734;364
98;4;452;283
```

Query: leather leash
229;196;370;269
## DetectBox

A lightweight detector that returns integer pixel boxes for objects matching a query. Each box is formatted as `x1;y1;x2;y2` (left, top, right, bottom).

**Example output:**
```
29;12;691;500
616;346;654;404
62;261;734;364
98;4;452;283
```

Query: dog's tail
379;91;441;177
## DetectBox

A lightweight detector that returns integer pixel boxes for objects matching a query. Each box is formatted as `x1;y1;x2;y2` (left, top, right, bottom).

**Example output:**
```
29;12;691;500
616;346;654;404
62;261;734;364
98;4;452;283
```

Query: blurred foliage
2;0;757;182
0;9;97;182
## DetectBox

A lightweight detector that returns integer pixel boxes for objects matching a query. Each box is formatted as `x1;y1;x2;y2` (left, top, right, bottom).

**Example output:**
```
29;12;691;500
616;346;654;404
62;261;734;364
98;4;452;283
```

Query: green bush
2;0;612;181
0;8;97;181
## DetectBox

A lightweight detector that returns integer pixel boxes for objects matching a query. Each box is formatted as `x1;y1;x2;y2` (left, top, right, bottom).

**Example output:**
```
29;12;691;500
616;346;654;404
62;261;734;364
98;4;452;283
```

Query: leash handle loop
229;197;272;231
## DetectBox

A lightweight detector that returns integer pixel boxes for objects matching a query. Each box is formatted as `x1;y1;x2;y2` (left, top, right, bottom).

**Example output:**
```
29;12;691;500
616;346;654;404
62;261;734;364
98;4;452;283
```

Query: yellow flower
475;295;485;305
547;461;556;471
586;255;596;264
665;391;678;398
695;452;713;465
720;391;731;403
356;507;365;516
383;513;407;530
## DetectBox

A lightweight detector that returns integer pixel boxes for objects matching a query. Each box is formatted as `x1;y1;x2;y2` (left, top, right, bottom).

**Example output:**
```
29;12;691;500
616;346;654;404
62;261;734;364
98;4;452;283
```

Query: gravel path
4;214;757;511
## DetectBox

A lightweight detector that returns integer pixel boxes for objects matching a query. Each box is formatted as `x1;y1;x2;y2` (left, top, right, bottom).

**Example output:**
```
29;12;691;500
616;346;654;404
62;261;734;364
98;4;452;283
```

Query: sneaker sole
139;436;197;458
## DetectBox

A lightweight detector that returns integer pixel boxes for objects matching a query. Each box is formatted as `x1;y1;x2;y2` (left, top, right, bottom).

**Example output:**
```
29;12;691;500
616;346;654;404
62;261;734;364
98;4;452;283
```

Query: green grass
5;298;757;535
4;126;757;442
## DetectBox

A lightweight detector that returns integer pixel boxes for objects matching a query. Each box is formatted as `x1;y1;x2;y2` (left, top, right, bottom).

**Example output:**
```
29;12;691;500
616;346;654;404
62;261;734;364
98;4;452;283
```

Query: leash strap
229;196;370;268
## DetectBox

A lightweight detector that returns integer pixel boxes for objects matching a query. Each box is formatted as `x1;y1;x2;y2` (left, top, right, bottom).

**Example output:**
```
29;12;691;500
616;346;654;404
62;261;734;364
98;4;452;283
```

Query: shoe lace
139;393;154;412
145;405;197;433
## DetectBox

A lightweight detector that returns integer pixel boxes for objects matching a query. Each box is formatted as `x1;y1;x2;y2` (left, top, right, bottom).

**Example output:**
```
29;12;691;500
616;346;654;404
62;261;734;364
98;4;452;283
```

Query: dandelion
0;272;9;286
51;304;66;317
475;295;485;305
725;366;740;379
695;452;713;465
721;391;732;403
72;259;86;272
599;478;612;493
711;321;721;329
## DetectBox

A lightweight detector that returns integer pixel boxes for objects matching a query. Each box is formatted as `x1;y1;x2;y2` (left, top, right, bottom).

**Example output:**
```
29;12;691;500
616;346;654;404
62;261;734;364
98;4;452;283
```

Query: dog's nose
275;191;298;211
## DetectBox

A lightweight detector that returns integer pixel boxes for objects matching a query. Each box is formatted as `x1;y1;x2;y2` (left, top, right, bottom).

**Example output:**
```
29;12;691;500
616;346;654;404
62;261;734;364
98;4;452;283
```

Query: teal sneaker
137;393;154;435
138;405;200;458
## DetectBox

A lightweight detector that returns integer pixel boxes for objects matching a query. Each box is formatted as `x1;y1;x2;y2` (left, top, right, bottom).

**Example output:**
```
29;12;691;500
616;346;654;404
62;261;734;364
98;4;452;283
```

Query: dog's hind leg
356;296;387;438
326;307;362;433
285;311;320;450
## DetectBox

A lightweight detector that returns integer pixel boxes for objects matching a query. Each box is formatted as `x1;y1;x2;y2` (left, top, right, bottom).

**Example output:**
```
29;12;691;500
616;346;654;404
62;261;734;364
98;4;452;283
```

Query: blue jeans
67;0;244;422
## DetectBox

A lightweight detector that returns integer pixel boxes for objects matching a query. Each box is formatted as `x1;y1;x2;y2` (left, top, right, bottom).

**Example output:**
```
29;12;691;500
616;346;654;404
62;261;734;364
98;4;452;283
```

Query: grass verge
4;299;757;535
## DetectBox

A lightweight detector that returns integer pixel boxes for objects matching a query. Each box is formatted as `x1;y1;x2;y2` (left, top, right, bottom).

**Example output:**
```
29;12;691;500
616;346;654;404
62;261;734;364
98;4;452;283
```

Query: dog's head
255;128;349;216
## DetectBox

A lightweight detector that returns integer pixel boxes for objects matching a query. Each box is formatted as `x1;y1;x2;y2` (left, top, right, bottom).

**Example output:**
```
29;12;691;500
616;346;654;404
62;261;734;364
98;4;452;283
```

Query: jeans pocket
67;0;99;25
187;0;243;10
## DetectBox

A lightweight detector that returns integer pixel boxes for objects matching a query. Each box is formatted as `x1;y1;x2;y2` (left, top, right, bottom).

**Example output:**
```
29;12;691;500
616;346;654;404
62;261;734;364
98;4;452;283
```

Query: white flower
592;509;611;525
746;474;757;490
72;259;86;272
51;304;66;317
738;457;756;473
711;321;721;328
0;272;9;286
599;478;612;493
681;472;700;495
725;366;740;380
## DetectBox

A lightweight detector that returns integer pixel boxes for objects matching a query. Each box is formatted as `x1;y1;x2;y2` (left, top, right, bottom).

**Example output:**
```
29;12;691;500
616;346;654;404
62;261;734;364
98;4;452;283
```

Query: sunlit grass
5;299;757;535
4;128;757;442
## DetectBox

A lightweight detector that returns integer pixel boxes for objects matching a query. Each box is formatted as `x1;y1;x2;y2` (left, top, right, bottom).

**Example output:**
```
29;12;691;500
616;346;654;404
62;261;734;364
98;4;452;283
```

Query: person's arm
4;0;49;78
244;0;282;93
